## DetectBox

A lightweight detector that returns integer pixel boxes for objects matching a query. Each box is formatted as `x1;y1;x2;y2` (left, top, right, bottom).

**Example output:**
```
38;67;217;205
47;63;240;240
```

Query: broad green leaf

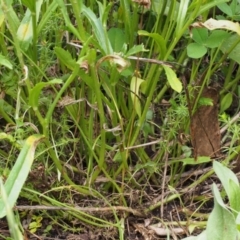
229;179;240;215
187;43;207;59
55;47;77;70
17;10;32;49
230;0;238;14
198;0;231;15
205;30;230;48
130;77;145;117
192;28;208;45
230;0;240;21
82;5;113;55
0;54;12;69
138;30;167;57
181;156;211;166
220;92;233;113
125;44;149;57
163;66;182;93
108;28;125;52
206;184;237;240
0;135;44;218
212;183;228;209
17;0;43;50
21;0;35;12
220;34;240;64
213;161;239;199
217;3;233;16
29;79;63;109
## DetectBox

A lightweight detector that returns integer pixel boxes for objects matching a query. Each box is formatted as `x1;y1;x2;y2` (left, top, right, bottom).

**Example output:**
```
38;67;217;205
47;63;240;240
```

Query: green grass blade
175;0;190;36
0;179;23;240
0;135;44;218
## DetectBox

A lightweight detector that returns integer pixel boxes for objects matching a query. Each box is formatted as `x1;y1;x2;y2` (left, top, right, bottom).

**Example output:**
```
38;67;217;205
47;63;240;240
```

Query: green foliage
0;54;13;69
217;0;240;20
163;65;182;93
184;162;240;240
220;34;240;64
28;215;43;233
54;47;77;70
220;92;233;113
81;5;113;55
198;97;213;107
29;79;63;109
206;184;237;240
108;28;126;52
138;30;167;57
0;0;240;238
0;179;23;240
0;135;44;218
187;28;230;59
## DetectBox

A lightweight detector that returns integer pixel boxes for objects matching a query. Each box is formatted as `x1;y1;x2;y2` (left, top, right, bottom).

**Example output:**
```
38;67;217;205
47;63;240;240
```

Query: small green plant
187;28;230;59
183;161;240;240
28;215;43;233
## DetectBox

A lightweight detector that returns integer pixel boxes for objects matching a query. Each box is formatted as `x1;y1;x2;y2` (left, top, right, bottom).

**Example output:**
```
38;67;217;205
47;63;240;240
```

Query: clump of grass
0;0;240;239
